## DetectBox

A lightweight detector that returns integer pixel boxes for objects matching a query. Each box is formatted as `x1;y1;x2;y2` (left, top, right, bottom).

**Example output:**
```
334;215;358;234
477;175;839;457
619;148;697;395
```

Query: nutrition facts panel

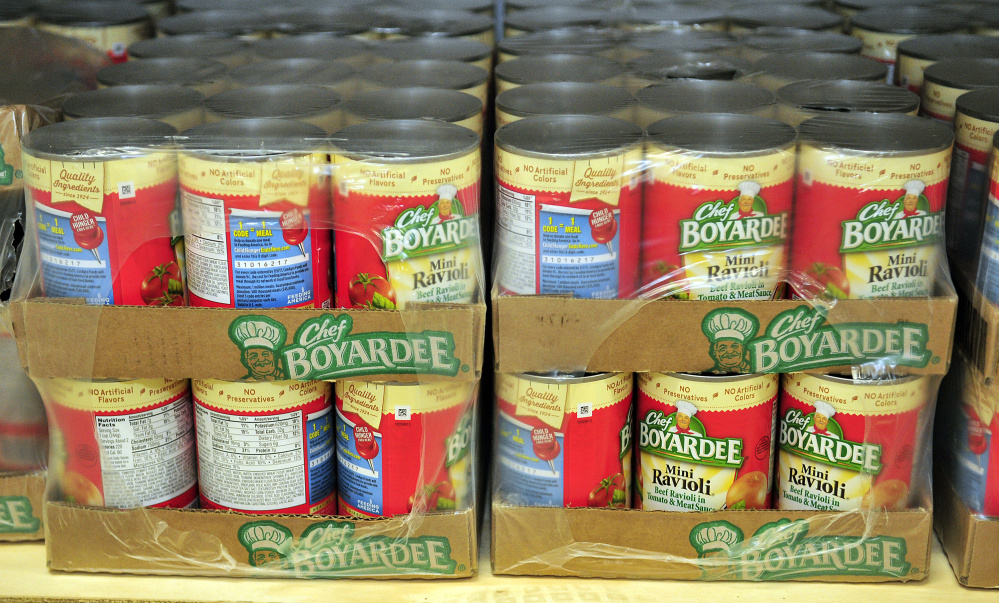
195;406;306;511
182;190;232;304
496;184;537;294
95;397;196;508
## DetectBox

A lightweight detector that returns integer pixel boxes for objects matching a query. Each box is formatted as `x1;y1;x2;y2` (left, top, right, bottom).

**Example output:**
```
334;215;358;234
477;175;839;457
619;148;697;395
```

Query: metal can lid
97;58;227;87
624;29;736;54
363;60;488;90
924;58;999;89
395;0;493;13
836;0;937;11
956;87;999;123
181;118;327;156
157;10;272;36
648;113;796;154
331;119;479;162
129;35;245;61
372;38;491;64
380;8;493;37
606;5;726;28
777;80;919;114
36;0;149;25
496;115;643;159
505;6;608;32
518;372;621;385
253;34;367;62
740;29;863;55
898;34;999;62
850;6;965;34
727;5;843;31
496;54;621;85
23;117;177;159
176;0;271;10
268;8;370;36
63;85;205;120
628;51;749;81
506;0;597;10
207;85;342;120
810;373;922;386
497;82;635;119
664;372;770;383
498;26;621;57
345;87;482;122
972;5;999;28
0;0;33;21
227;58;355;88
753;52;887;83
637;80;776;115
798;112;953;153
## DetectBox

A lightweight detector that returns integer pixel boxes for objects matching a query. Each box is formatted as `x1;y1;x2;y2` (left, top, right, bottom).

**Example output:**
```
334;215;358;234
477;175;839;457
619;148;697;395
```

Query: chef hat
676;400;698;417
737;181;761;197
239;523;291;554
903;180;925;196
704;311;757;343
230;317;286;351
813;401;836;419
690;522;743;553
437;183;458;200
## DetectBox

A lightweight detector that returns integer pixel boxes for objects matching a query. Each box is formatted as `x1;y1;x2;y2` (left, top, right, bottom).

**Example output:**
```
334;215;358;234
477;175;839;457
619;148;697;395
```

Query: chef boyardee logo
780;404;882;474
229;315;461;381
382;184;478;262
689;519;911;580
237;519;458;577
0;145;13;186
701;307;931;374
0;496;40;534
639;406;744;469
445;411;472;467
840;180;942;253
678;181;788;253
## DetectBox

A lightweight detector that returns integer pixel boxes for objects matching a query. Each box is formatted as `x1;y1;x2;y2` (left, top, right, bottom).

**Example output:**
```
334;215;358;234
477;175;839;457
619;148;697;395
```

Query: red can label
778;374;928;511
23;152;183;306
332;150;481;309
193;379;335;515
179;154;332;309
636;373;778;511
334;381;475;517
495;146;644;298
792;145;950;299
495;373;633;508
39;378;198;509
642;145;795;300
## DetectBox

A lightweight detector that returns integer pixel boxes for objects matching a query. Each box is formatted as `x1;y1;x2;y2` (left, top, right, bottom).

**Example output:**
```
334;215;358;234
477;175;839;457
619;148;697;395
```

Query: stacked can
128;35;252;67
774;80;920;126
62;86;206;132
205;85;343;134
634;81;776;128
948;89;999;267
35;1;152;63
496;82;635;129
920;59;999;123
97;58;228;97
895;34;999;94
343;88;484;137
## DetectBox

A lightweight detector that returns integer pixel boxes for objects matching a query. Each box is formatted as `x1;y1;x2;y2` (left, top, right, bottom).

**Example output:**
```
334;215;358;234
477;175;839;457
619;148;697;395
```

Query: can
506;0;595;12
636;372;778;511
193;379;335;514
495;115;645;299
157;10;273;39
504;6;607;37
0;335;47;472
974;133;999;305
737;30;863;62
625;51;750;92
371;38;493;72
727;5;844;33
387;8;494;46
972;5;999;37
205;85;343;133
119;0;171;23
620;29;736;61
39;378;197;509
36;0;152;63
495;54;623;95
63;85;206;132
22;118;181;306
268;7;370;38
950;89;999;266
252;34;370;68
635;80;775;128
775;80;920;126
179;119;332;309
751;52;888;92
335;380;476;517
792;114;952;299
835;0;937;18
97;58;228;96
921;59;999;123
895;35;999;95
361;60;489;107
395;0;493;16
949;389;999;516
642;114;797;300
331;120;481;309
225;59;357;98
128;35;251;67
495;372;634;508
343;87;484;136
849;7;966;84
496;82;635;129
0;1;34;27
496;27;622;64
607;5;726;33
777;373;931;511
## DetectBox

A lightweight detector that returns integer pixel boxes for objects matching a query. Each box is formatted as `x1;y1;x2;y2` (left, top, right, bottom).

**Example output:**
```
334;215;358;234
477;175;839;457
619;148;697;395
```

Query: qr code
577;403;592;418
395;406;411;421
118;182;135;199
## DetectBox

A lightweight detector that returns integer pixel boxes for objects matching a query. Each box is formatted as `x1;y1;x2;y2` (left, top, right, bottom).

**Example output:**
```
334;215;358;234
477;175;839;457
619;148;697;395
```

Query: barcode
577;403;592;419
118;182;135;199
395;406;410;421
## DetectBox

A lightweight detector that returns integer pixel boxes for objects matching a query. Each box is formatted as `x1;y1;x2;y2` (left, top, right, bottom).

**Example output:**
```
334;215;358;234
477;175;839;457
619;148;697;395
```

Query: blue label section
954;406;991;514
539;206;619;299
335;409;383;516
496;410;563;507
976;196;999;305
229;210;314;308
35;204;114;305
306;407;334;507
953;163;989;261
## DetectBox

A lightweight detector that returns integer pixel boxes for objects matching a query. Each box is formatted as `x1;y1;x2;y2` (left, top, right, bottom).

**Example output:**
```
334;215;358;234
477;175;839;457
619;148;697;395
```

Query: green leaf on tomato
371;291;397;310
730;499;746;510
826;283;848;299
612;489;626;505
436;497;456;510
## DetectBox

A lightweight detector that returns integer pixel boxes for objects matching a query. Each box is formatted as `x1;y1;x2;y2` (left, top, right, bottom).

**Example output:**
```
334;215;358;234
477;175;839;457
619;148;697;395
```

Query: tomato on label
587;473;626;508
407;480;457;512
139;261;184;306
348;273;397;310
967;407;989;455
802;262;850;299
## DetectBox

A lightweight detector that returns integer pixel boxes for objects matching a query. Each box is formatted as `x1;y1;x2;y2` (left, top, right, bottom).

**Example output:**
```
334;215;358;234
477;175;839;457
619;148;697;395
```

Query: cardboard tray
491;502;932;582
934;477;999;589
0;471;44;542
45;502;478;579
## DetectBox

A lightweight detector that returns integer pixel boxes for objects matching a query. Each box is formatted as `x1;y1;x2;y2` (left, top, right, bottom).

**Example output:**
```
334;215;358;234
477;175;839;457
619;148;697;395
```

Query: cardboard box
935;479;999;589
492;502;932;582
46;502;477;579
0;471;45;542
